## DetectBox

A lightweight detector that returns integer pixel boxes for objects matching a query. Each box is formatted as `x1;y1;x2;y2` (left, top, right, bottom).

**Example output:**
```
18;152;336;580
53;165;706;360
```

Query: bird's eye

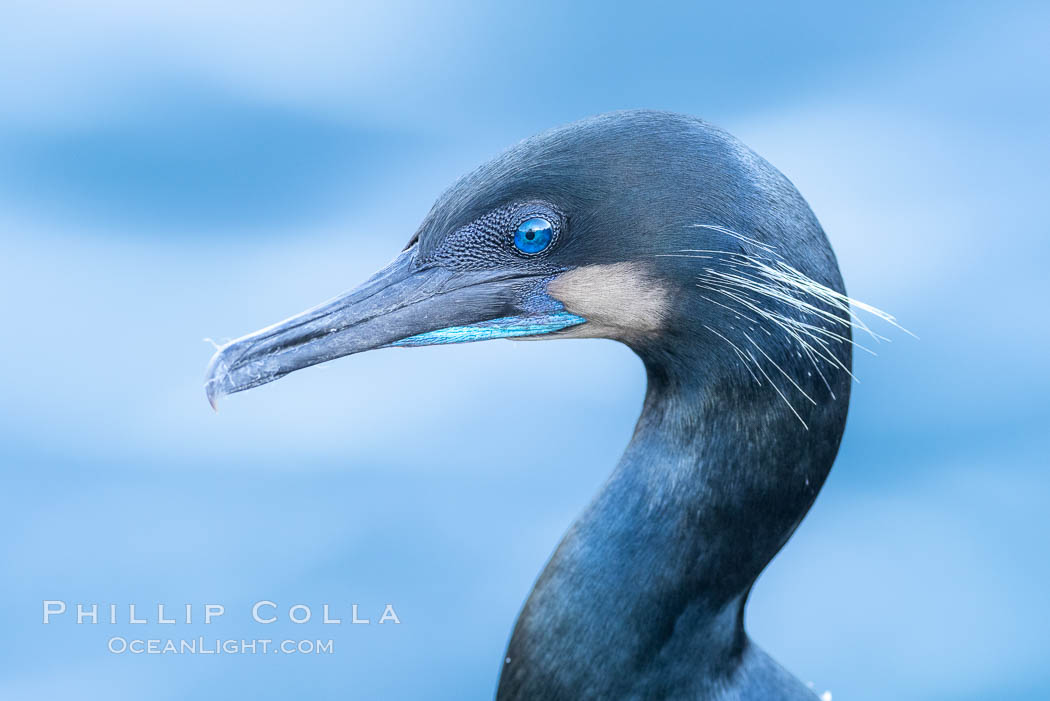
513;217;554;255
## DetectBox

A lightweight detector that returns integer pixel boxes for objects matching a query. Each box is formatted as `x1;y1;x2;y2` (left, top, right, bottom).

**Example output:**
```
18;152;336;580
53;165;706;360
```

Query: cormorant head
206;110;858;425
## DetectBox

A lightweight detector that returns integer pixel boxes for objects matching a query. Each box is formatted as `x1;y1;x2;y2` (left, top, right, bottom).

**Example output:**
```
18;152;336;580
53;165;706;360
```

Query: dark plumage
206;110;862;700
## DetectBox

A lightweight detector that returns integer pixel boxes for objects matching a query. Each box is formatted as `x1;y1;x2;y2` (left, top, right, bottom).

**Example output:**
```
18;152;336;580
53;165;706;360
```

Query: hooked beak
204;247;584;409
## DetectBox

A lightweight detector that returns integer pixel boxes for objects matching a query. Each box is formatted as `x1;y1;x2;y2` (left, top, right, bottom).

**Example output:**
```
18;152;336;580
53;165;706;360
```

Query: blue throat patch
389;311;585;347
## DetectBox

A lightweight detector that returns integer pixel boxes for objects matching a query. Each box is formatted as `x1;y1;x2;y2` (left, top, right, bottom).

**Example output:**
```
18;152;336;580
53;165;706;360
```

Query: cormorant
205;110;898;700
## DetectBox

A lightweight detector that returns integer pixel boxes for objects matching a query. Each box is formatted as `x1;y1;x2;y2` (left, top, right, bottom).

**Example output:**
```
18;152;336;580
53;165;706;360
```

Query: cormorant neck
497;345;846;700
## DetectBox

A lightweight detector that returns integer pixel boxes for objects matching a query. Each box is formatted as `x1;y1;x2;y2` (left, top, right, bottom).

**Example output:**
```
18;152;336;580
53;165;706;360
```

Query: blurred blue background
1;1;1047;699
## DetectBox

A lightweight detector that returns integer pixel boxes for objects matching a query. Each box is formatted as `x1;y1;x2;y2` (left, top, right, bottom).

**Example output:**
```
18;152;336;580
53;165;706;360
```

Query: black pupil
525;231;536;240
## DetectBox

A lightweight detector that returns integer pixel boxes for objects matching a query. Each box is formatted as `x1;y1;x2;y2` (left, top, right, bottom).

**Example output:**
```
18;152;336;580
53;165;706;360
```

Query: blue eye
514;217;554;255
